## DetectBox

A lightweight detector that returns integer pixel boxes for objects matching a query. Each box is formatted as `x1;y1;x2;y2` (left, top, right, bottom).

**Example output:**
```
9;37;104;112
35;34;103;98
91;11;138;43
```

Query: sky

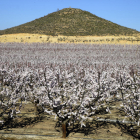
0;0;140;32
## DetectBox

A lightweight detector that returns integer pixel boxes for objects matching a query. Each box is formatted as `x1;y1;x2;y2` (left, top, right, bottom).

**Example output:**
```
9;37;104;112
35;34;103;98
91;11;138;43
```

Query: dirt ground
0;33;140;44
0;98;140;140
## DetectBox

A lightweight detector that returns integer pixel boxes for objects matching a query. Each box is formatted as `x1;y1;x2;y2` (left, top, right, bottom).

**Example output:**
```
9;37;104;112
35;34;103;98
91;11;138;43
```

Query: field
0;33;140;44
0;42;140;140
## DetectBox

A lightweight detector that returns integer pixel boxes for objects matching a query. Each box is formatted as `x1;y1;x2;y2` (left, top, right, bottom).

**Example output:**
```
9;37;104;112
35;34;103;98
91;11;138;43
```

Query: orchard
0;42;140;138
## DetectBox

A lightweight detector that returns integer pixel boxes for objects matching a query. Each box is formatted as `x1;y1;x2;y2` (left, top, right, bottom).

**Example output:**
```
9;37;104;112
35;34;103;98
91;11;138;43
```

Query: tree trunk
34;99;39;116
62;122;67;138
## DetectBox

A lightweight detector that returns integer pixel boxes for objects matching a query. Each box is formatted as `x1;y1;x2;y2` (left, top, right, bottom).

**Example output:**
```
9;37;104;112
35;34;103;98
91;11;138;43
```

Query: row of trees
0;64;140;137
0;42;140;137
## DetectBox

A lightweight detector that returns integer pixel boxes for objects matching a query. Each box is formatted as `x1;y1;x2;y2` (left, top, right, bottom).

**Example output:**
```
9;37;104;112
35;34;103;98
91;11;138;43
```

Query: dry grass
0;33;140;44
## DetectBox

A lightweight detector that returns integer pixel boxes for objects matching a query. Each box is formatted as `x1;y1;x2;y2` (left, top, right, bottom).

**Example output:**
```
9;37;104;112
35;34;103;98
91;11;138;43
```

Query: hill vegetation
0;8;139;36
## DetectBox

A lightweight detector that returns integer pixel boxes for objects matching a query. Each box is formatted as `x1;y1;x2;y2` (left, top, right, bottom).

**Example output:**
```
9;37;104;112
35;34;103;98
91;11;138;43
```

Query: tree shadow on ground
1;110;140;139
55;117;140;139
0;115;45;130
116;120;140;139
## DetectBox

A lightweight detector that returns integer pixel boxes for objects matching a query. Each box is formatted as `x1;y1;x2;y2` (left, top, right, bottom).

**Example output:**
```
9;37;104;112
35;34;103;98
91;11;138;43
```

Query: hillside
0;8;139;36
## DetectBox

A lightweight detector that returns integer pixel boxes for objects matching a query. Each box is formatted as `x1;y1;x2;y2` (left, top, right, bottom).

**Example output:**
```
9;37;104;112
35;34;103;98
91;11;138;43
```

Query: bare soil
0;98;140;140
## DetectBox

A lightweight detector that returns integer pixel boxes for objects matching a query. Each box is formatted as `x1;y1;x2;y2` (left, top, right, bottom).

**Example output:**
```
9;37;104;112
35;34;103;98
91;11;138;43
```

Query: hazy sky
0;0;140;32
